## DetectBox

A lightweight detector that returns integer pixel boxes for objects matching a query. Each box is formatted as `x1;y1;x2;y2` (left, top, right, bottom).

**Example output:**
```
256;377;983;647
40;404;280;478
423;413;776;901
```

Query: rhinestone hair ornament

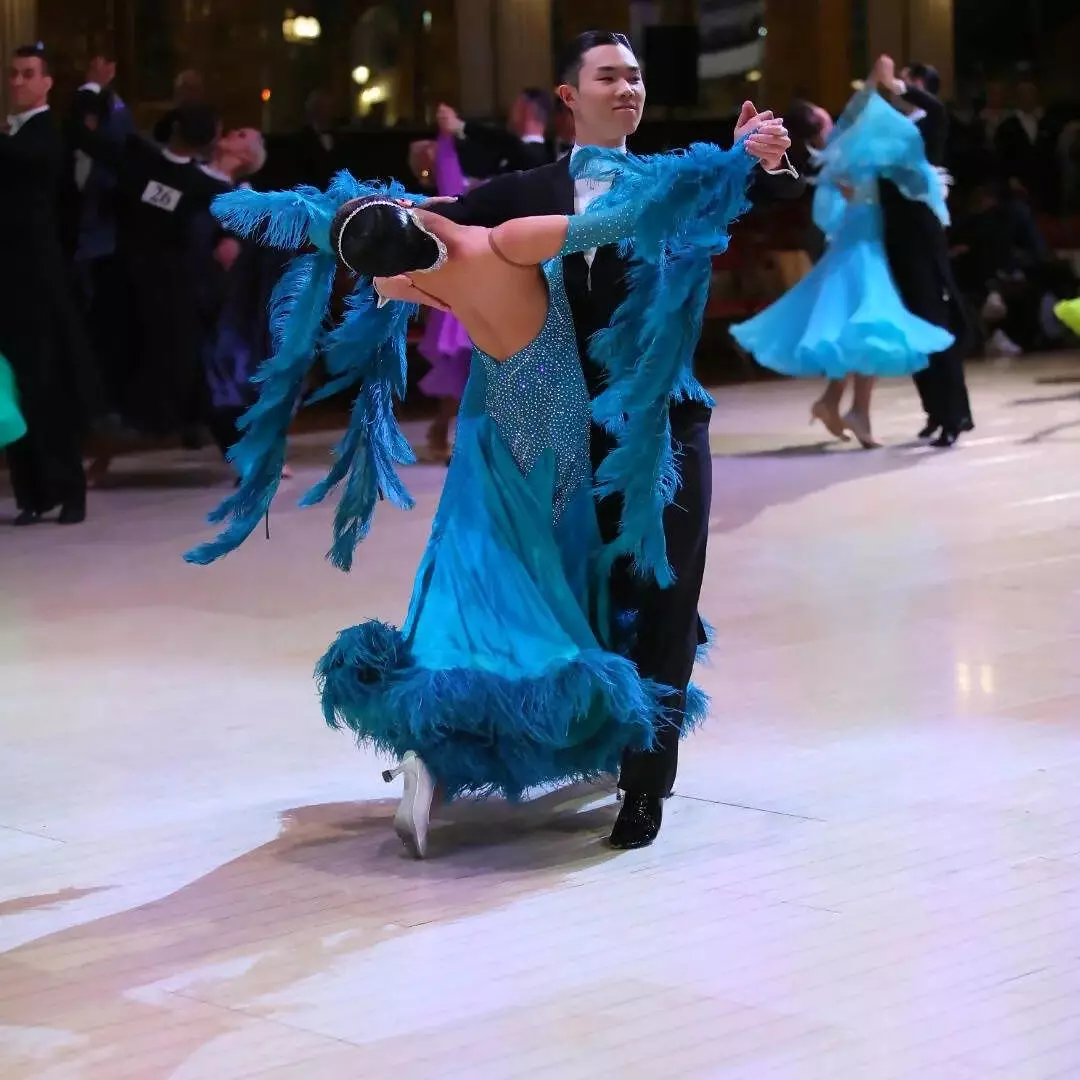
334;197;449;276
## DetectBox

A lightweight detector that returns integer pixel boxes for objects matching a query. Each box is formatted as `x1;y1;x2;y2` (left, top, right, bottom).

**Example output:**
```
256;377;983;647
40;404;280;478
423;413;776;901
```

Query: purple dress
417;134;472;400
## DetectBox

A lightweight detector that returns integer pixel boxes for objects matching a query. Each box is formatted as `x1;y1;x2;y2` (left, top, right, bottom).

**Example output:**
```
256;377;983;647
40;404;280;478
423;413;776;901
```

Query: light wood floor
2;358;1079;1079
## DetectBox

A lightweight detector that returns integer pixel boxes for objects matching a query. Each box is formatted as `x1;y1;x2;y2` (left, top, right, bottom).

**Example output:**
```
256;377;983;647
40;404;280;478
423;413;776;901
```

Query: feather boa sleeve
185;171;428;569
567;141;754;587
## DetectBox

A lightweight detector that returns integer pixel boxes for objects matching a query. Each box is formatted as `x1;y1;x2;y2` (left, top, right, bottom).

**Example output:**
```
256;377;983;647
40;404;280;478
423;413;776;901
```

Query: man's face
509;95;527;134
559;43;645;141
9;55;51;114
220;127;255;156
810;105;833;146
87;55;117;87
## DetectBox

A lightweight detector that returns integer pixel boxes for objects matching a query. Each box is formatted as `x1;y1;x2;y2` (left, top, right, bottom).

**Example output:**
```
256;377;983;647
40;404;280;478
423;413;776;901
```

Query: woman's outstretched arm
487;216;571;267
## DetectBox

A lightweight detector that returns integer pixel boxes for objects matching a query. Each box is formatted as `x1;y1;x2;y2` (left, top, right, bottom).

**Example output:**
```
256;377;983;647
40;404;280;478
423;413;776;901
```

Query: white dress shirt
569;144;622;268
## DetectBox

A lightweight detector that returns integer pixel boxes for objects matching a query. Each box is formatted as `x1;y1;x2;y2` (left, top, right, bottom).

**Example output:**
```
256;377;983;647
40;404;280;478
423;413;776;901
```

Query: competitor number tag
141;180;183;212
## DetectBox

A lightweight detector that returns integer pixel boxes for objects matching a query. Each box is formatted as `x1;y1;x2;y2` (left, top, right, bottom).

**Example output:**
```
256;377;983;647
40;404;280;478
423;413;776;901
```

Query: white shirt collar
79;82;102;93
199;163;234;184
521;133;546;144
161;147;193;165
6;103;49;135
569;143;627;161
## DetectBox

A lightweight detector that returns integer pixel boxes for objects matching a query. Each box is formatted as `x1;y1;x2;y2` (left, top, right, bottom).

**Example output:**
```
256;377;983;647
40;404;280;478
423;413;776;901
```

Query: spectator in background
436;88;556;176
293;90;339;189
995;82;1059;211
153;69;205;147
191;128;284;471
551;98;574;159
1;44;99;525
950;179;1077;357
63;52;134;421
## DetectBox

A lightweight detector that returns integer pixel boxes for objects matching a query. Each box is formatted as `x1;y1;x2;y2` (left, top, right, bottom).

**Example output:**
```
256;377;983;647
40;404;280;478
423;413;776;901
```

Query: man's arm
68;89;129;171
749;165;805;201
424;169;533;228
733;101;804;201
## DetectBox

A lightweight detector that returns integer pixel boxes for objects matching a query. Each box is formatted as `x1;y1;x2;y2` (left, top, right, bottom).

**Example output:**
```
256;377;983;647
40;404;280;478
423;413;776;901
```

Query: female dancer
186;141;754;856
730;86;955;448
414;133;476;462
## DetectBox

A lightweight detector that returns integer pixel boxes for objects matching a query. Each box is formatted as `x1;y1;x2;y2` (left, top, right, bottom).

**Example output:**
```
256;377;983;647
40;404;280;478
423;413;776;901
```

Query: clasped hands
734;101;792;172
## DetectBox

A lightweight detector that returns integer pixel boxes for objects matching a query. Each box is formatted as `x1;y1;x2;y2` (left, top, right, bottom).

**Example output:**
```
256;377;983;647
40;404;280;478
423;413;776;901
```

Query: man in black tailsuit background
874;55;973;446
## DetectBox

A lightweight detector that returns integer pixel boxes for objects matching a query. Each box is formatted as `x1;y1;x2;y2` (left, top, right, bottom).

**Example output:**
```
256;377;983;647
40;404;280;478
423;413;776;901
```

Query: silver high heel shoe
383;751;435;858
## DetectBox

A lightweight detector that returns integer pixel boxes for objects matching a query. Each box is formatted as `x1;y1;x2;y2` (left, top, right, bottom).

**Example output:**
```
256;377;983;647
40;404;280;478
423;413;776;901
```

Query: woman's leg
844;375;881;448
810;377;851;441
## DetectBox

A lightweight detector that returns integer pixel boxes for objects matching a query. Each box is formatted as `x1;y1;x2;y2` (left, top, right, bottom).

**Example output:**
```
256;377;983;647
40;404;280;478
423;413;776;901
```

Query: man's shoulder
480;159;569;209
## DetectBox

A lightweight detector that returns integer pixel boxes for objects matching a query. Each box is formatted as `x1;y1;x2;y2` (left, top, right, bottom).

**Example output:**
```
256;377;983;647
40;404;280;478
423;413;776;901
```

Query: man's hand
870;55;899;93
734;102;792;172
392;196;457;210
214;237;242;272
373;274;451;311
435;103;465;138
734;100;768;141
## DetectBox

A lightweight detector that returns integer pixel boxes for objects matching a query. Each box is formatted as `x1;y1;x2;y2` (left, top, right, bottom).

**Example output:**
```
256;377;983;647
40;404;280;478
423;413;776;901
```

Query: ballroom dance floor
2;358;1079;1079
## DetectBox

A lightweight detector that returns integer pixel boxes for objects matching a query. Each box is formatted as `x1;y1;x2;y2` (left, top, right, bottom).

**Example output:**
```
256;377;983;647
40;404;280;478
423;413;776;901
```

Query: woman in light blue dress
730;89;955;447
185;142;754;856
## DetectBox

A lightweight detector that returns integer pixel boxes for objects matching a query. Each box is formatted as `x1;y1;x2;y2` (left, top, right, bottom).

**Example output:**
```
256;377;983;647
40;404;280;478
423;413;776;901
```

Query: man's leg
912;364;942;432
611;410;712;847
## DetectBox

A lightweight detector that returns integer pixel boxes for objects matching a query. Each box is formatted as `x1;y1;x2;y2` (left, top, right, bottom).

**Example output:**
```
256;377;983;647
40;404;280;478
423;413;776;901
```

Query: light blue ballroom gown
186;143;754;800
730;91;956;379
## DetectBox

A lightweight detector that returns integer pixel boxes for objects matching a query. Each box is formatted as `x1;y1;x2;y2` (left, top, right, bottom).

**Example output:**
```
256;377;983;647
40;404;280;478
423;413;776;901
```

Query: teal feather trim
184;251;336;565
570;142;755;586
212;185;333;251
317;620;667;800
299;282;419;571
185;172;430;568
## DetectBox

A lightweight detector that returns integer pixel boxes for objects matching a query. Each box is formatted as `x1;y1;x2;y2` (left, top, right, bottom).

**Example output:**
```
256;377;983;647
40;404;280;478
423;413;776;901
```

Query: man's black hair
170;103;220;151
906;62;941;97
557;30;634;87
13;42;50;75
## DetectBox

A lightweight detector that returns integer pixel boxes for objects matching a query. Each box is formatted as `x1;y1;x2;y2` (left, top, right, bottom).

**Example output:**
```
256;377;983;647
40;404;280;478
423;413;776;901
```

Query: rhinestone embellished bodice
474;256;592;524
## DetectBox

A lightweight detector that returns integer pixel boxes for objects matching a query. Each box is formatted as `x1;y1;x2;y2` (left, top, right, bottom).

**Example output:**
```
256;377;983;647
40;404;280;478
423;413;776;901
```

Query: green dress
0;354;27;448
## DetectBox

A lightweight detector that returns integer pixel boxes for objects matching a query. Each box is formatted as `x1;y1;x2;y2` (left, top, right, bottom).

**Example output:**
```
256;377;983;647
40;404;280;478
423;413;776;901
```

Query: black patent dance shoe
609;790;663;850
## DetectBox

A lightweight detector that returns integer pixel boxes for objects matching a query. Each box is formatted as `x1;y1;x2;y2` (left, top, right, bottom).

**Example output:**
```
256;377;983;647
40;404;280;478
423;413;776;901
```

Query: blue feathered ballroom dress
730;91;955;379
185;143;754;800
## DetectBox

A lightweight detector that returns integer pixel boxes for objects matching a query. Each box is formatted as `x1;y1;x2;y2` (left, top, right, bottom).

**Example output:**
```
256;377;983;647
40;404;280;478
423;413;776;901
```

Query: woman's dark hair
784;98;826;174
330;196;442;277
557;30;633;86
171;103;220;150
906;62;941;97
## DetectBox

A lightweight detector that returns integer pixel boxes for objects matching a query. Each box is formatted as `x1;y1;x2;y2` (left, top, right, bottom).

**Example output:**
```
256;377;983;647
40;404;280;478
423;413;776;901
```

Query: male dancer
874;55;973;445
431;30;800;848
